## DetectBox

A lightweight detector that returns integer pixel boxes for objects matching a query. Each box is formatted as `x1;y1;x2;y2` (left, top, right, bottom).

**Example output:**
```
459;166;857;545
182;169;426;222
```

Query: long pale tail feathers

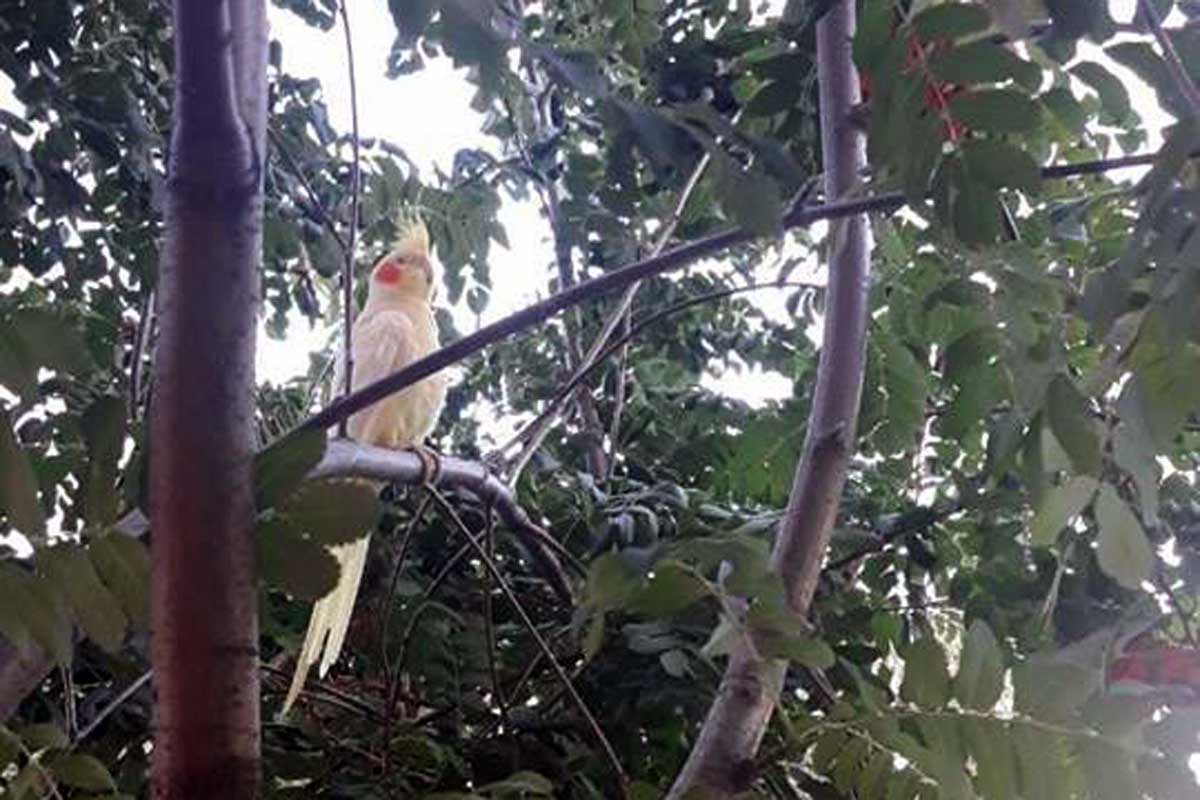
280;533;372;717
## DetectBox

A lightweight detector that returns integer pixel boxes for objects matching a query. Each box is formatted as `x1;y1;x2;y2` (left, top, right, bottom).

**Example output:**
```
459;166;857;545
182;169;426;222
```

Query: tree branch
1140;0;1200;119
309;439;578;600
337;0;361;438
294;147;1183;439
668;0;871;794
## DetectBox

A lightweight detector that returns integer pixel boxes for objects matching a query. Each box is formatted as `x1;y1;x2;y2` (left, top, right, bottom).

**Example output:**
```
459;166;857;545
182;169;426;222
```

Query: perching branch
337;0;362;439
309;439;578;601
295;146;1184;439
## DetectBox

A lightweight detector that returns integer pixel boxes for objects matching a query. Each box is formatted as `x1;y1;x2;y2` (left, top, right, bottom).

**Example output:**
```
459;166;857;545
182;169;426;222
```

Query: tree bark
149;1;266;797
666;2;872;796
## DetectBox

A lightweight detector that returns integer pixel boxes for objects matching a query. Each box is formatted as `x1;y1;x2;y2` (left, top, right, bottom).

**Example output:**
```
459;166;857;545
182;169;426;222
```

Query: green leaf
962;139;1042;193
929;41;1041;90
279;479;381;545
627;561;710;616
900;638;950;708
0;726;18;769
17;722;68;751
949;89;1040;132
744;80;796;117
36;545;127;653
963;717;1018;800
47;753;117;792
1094;483;1153;590
1040;86;1088;133
80;394;125;526
254;428;327;510
476;770;554;796
0;566;72;664
1071;61;1131;121
911;2;991;40
0;406;45;539
954;620;1005;709
256;518;339;601
1045;375;1101;475
9;308;92;376
1012;660;1097;722
715;155;783;238
584;551;642;612
1030;475;1098;546
89;533;151;631
875;335;927;454
745;603;836;668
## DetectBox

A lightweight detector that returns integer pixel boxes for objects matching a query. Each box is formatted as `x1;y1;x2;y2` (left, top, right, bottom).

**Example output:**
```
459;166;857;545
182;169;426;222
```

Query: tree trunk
149;1;267;797
666;1;872;796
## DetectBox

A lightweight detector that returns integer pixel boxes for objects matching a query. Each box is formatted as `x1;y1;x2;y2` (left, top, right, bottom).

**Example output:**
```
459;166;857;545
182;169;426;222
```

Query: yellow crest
391;211;429;259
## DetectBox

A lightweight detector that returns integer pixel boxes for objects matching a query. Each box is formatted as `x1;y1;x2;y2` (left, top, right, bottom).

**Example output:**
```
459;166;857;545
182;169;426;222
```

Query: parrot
282;215;447;715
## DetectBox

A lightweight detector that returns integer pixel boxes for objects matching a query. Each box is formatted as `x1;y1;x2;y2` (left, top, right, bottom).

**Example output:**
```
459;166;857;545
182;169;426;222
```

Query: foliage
1;0;1199;798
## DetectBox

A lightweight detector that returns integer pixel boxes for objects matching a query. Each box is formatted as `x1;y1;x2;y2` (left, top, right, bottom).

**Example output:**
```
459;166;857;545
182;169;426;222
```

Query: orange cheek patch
375;261;402;284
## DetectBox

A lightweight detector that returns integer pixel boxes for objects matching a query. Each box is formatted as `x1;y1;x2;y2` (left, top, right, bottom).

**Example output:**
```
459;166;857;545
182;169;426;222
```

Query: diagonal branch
294;147;1186;439
1140;0;1200;119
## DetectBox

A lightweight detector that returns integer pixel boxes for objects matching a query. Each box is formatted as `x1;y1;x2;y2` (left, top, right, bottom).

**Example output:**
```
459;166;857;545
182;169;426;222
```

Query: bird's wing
346;310;421;443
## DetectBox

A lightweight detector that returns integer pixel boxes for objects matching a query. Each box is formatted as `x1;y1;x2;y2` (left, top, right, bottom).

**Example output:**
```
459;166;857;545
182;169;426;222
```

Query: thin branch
129;290;155;423
1140;0;1200;119
337;0;362;439
507;280;823;454
481;504;512;735
504;138;719;483
295;147;1183;439
74;670;152;744
425;487;630;795
604;308;631;481
380;492;434;682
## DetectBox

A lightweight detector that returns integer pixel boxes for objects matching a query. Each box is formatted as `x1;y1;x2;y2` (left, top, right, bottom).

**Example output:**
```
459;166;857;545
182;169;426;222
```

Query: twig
604;308;631;482
504;138;719;483
74;670;152;744
59;665;75;740
295;147;1181;439
16;739;65;800
426;487;630;795
1140;0;1200;119
380;492;434;681
506;280;823;455
129;290;155;422
481;503;513;737
338;0;362;439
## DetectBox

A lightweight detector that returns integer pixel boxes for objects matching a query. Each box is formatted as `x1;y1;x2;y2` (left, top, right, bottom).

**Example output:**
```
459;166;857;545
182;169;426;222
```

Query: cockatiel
283;216;446;715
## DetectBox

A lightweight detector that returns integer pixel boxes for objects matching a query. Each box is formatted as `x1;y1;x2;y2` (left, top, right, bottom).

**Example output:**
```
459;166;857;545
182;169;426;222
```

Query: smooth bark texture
149;1;267;797
666;2;871;796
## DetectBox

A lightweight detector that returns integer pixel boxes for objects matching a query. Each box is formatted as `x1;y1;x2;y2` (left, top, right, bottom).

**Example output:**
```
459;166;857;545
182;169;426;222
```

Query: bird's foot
408;445;442;487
